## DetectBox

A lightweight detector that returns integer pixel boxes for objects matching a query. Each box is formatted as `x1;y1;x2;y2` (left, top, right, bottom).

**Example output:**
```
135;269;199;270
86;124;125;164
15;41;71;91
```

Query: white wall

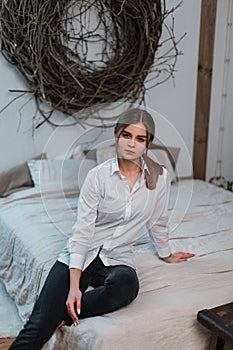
207;0;233;182
0;57;52;171
0;1;202;177
0;57;96;171
146;0;201;177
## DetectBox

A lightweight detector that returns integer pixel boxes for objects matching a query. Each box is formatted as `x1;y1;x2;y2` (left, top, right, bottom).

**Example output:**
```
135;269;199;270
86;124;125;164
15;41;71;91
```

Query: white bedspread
0;180;233;350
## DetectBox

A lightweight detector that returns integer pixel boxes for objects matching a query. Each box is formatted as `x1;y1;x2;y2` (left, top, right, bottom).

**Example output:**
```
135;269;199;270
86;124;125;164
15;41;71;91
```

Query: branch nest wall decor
0;0;182;126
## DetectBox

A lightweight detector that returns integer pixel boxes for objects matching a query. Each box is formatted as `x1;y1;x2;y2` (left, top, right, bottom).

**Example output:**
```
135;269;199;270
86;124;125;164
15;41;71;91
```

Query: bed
0;152;233;350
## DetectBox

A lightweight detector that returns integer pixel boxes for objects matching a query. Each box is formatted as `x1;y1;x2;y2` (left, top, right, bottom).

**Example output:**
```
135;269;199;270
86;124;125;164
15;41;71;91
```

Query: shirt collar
111;156;119;175
111;155;150;176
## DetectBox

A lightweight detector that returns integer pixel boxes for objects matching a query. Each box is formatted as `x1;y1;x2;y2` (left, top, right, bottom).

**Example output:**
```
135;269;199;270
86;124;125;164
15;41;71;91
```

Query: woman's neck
118;158;142;191
118;158;142;174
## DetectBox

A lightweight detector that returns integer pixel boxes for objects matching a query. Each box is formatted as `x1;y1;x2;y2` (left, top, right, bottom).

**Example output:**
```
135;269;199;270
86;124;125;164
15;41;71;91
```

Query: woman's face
116;122;148;161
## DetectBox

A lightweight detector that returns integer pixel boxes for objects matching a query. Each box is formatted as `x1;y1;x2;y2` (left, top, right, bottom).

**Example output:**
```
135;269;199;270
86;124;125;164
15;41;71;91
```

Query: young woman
9;108;194;350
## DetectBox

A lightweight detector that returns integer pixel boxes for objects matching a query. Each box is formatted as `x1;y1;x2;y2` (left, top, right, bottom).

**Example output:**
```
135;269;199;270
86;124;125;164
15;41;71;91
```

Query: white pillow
147;149;177;182
96;145;116;165
70;144;85;159
54;144;85;160
27;159;96;190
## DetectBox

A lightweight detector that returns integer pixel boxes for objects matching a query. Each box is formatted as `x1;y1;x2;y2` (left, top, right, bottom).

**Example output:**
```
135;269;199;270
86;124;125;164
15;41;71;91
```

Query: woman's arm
66;169;100;323
69;169;100;270
147;168;172;258
147;168;195;263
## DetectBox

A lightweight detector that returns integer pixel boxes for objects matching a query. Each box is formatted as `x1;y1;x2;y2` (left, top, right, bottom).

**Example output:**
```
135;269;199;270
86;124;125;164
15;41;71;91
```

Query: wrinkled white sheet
0;278;23;337
0;180;233;350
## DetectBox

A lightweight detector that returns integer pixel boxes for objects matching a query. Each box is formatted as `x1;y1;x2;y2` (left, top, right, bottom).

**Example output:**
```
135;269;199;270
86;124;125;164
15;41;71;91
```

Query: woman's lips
125;150;135;155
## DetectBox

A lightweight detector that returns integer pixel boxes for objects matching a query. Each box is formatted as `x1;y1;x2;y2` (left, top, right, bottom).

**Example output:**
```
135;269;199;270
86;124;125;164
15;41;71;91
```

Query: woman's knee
105;265;139;305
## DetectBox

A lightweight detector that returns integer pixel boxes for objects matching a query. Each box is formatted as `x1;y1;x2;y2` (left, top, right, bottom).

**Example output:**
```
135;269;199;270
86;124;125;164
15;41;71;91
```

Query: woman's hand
163;252;195;263
66;267;82;325
66;288;82;325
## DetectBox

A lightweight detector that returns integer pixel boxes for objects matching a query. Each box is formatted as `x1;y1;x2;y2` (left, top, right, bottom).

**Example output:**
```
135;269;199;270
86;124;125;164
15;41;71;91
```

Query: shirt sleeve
146;168;171;258
68;168;100;270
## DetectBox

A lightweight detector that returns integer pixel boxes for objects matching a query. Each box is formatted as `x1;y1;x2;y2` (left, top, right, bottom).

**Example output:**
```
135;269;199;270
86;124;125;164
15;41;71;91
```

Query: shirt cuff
157;247;171;259
69;253;85;270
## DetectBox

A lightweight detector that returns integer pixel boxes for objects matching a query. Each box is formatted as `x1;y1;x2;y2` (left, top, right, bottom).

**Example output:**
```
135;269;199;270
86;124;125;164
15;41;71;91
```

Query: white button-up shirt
58;157;171;270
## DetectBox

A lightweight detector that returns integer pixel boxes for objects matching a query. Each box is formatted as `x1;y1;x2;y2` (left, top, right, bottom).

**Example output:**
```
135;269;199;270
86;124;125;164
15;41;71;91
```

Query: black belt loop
98;245;103;255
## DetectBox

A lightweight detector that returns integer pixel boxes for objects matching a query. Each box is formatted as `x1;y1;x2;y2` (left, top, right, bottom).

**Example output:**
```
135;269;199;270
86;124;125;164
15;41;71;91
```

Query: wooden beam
193;0;218;179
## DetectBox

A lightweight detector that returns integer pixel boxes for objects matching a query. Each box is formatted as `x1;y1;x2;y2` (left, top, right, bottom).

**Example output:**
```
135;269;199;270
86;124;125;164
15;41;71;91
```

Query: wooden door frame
193;0;218;179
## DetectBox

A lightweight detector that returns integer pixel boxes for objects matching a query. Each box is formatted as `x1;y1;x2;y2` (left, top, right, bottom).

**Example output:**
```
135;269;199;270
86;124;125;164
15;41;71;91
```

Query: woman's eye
137;137;146;143
120;132;146;143
121;132;131;138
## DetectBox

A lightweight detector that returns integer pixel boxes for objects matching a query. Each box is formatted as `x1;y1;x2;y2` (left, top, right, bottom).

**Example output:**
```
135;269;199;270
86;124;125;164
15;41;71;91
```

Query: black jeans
9;254;139;350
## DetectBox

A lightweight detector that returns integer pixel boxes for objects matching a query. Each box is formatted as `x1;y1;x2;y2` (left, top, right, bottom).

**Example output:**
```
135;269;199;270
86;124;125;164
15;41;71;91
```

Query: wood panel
193;0;218;179
0;338;15;349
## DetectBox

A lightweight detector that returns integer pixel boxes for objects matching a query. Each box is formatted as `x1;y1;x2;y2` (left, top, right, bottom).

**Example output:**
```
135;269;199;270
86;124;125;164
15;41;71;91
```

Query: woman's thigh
90;264;140;306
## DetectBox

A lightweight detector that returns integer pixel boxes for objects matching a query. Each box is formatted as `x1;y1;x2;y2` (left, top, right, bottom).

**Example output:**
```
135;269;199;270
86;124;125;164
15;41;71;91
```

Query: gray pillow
0;154;47;197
